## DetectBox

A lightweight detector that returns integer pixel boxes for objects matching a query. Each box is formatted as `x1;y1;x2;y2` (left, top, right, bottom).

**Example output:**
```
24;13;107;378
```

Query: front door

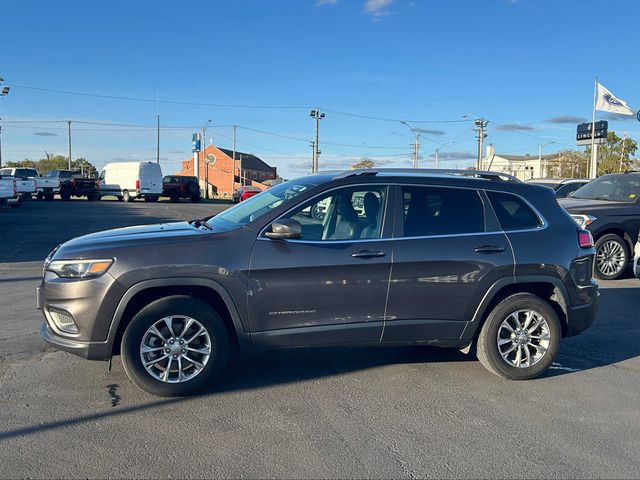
248;184;393;347
383;184;513;342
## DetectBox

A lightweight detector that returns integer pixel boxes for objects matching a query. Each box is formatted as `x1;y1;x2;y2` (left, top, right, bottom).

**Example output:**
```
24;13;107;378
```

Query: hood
54;221;208;258
558;197;628;213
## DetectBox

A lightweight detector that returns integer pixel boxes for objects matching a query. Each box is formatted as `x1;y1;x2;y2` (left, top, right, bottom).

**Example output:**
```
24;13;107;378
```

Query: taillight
578;230;594;248
136;180;140;191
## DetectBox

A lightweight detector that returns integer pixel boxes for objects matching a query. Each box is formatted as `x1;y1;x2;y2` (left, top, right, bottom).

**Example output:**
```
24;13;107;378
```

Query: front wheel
594;234;628;280
121;296;229;397
476;293;561;380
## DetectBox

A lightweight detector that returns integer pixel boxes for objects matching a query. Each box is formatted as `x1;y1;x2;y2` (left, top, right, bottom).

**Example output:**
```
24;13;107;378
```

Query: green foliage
546;149;590;178
585;131;639;175
5;156;98;176
350;159;376;170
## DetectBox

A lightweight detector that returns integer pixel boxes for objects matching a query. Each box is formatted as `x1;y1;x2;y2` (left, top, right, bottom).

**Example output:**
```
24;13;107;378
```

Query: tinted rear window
487;191;541;231
401;186;485;236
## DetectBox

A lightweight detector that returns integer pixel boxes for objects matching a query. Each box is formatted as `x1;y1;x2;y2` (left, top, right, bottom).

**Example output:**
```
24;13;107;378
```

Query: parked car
39;168;598;396
559;172;640;280
0;176;21;208
98;162;163;202
232;185;261;203
526;178;590;198
162;175;201;203
0;167;37;199
46;170;100;201
36;173;62;200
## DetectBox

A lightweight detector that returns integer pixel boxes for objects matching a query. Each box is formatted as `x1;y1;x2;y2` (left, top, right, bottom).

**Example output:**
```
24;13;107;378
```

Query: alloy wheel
496;310;550;368
139;316;212;383
596;240;626;277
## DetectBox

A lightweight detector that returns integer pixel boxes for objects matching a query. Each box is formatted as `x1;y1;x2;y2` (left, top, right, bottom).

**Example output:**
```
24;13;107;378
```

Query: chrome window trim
483;188;548;233
257;183;391;242
257;182;548;244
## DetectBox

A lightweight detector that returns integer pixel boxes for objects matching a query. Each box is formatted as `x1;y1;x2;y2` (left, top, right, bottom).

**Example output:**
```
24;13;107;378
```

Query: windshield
571;175;640;202
208;181;312;232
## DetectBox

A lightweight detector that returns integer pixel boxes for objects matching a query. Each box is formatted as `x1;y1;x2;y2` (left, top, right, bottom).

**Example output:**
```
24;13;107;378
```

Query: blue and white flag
596;82;634;115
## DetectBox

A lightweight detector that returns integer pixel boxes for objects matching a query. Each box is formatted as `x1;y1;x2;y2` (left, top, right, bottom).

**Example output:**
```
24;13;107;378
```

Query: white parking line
549;362;581;372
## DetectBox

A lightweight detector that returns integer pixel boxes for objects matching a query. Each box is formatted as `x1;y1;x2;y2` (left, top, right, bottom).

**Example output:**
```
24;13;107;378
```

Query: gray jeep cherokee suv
38;169;599;396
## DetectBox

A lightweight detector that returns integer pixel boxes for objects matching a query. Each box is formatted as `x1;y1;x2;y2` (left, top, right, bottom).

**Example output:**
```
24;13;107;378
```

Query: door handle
352;250;386;258
474;245;506;254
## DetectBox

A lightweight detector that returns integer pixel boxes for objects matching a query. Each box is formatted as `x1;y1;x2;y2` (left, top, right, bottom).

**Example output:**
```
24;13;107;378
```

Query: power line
323;108;474;124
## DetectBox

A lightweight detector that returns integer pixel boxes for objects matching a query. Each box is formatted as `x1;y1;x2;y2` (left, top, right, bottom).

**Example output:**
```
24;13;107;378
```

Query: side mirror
567;191;575;198
265;218;302;240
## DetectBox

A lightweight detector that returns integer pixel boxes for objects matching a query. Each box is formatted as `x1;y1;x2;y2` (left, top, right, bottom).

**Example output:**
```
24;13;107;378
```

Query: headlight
570;214;596;228
47;259;113;279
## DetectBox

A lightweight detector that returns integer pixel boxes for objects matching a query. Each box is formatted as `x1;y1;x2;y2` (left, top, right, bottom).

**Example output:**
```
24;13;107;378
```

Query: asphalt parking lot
1;199;639;479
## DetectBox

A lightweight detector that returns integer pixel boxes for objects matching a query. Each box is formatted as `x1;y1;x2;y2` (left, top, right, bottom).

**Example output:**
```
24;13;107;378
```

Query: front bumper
564;290;600;337
40;322;111;360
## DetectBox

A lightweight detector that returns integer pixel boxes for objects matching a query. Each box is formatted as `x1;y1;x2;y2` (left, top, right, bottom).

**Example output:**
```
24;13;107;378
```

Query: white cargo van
99;162;163;202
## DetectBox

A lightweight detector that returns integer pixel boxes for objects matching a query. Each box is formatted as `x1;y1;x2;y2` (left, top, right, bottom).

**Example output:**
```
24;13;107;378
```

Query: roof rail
334;168;521;183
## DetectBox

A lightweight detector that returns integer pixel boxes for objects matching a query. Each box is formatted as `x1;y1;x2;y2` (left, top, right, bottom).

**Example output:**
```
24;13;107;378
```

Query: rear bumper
564;291;599;337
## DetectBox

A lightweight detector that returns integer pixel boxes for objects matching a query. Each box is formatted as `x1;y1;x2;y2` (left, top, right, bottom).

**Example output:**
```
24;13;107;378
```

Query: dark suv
559;172;640;280
38;169;599;396
162;175;201;203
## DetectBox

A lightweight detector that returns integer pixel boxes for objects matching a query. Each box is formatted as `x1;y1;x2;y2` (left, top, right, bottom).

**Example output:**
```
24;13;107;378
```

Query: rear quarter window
486;191;542;231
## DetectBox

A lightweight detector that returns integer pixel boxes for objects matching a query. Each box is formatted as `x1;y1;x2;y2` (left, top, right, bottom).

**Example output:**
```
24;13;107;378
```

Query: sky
1;0;639;179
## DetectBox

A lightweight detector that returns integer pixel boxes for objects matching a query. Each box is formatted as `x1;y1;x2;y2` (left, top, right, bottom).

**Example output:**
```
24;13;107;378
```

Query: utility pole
400;121;420;168
310;109;325;172
474;118;488;169
239;154;244;186
156;114;160;164
67;120;72;170
0;121;3;169
232;125;237;192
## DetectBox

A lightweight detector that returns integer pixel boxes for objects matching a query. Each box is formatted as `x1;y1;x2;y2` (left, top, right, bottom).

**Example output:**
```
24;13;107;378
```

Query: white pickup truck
0;177;21;208
0;167;38;199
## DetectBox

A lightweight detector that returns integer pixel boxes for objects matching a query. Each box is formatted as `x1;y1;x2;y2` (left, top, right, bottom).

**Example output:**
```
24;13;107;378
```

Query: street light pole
202;119;212;199
538;141;554;177
434;140;455;169
310;109;325;172
400;121;420;168
310;141;316;173
474;118;488;170
0;78;8;168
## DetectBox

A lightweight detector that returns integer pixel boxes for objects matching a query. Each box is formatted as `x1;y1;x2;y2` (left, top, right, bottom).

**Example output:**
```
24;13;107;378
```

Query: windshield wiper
190;219;213;230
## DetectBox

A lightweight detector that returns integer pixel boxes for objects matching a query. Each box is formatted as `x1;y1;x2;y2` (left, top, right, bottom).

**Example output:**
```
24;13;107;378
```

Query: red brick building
179;144;277;197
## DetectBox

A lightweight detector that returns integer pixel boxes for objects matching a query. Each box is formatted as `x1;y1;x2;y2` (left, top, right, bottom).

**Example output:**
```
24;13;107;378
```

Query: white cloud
363;0;394;17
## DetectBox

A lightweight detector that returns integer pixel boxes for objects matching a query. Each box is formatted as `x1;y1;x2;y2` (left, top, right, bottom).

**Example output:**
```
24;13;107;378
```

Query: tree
4;156;98;176
350;159;376;170
585;131;638;175
545;149;590;178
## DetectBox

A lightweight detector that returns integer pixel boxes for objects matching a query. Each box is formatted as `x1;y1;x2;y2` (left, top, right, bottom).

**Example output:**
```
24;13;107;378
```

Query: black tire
121;296;229;397
594;233;628;280
36;191;44;200
186;182;199;196
44;193;54;201
60;190;71;201
123;190;133;202
117;196;123;202
170;192;179;203
476;293;561;380
87;193;96;201
148;196;159;202
190;195;201;203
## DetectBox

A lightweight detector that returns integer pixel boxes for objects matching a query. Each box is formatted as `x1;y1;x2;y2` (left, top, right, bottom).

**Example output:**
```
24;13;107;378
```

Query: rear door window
400;186;485;237
486;191;542;231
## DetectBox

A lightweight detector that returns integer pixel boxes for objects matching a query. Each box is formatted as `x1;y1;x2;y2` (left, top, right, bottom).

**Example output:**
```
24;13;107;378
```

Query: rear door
382;184;513;342
139;164;163;195
248;184;394;347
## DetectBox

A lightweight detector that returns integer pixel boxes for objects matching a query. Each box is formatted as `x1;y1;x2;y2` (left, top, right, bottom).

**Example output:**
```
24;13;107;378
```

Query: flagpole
589;76;598;179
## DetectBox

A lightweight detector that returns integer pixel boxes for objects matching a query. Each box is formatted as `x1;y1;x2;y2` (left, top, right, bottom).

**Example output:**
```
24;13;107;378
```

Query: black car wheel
121;296;229;397
594;234;628;280
477;293;561;380
169;192;179;203
44;193;54;201
190;195;201;203
123;190;133;202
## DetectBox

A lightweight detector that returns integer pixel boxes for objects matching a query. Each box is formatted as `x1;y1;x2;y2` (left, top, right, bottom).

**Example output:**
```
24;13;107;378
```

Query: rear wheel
476;293;561;380
44;193;54;201
123;190;133;202
190;195;201;203
121;296;229;397
594;234;628;280
60;189;71;201
117;196;123;202
36;191;44;200
87;192;97;201
170;192;179;203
